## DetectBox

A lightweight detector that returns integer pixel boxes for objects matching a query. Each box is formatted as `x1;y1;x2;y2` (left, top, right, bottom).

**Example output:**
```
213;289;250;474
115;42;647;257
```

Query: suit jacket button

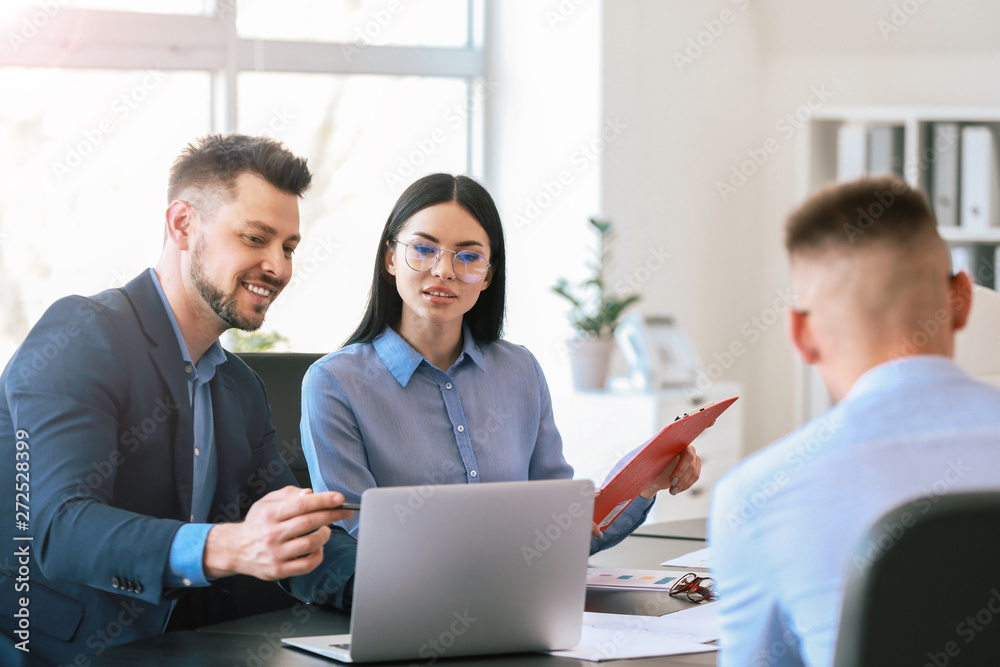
112;577;120;588
135;582;144;594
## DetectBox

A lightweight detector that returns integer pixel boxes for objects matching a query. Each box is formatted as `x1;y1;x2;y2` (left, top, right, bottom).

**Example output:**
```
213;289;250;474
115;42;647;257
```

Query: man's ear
950;270;974;332
788;308;821;365
165;200;196;251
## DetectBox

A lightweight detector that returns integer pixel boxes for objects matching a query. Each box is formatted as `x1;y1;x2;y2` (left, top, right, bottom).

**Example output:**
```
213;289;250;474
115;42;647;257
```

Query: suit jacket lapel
209;368;250;520
124;271;195;521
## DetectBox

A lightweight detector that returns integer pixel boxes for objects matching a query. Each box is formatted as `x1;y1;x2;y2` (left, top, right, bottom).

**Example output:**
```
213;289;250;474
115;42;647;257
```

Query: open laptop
283;479;594;663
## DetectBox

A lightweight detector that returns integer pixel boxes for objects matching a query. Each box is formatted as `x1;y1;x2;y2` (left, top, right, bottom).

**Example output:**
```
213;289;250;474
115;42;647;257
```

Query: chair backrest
230;351;325;618
236;351;324;488
834;491;1000;667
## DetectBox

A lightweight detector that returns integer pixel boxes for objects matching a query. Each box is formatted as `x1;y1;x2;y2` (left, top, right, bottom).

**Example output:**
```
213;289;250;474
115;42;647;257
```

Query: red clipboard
593;396;739;530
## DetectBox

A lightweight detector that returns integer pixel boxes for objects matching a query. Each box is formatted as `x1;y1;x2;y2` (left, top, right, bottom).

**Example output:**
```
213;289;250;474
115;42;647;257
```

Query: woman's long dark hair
343;173;506;347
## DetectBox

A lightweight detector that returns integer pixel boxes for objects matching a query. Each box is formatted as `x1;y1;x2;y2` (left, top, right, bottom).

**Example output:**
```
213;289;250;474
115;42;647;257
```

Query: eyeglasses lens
669;573;697;595
688;577;715;602
453;251;488;283
404;242;439;271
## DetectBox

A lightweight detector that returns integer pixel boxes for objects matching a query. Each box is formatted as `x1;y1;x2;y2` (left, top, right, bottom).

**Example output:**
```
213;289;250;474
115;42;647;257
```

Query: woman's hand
639;445;702;500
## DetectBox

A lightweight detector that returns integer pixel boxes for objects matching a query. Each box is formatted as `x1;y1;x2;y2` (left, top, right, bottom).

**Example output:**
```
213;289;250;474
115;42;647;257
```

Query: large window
237;71;473;349
237;0;470;47
13;1;213;14
0;67;211;355
0;1;483;361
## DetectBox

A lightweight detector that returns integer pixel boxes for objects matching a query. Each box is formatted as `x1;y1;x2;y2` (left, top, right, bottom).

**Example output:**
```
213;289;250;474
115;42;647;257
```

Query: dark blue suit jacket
0;272;355;665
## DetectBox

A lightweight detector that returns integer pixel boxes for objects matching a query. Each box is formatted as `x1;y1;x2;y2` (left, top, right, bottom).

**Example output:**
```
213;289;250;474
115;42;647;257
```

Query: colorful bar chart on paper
587;568;682;591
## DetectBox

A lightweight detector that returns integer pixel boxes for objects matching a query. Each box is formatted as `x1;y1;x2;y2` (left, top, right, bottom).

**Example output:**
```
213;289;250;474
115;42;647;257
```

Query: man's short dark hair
786;176;939;254
167;134;312;213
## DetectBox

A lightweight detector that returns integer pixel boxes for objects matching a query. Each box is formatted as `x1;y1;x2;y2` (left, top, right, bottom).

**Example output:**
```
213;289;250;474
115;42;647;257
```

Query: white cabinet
551;381;743;523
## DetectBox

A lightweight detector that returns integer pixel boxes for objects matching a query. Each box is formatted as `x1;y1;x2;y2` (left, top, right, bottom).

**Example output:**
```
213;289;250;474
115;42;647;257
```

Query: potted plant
552;217;641;390
227;330;289;352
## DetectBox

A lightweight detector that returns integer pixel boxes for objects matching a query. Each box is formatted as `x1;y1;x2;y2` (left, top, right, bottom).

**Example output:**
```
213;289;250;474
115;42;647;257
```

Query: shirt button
457;425;465;433
194;448;200;456
189;514;195;522
183;578;192;587
185;365;193;373
445;383;453;390
470;470;478;478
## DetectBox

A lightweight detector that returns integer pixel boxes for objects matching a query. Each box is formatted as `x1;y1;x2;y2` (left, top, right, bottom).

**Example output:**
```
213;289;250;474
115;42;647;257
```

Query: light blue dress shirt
149;269;226;589
709;356;1000;667
301;325;653;553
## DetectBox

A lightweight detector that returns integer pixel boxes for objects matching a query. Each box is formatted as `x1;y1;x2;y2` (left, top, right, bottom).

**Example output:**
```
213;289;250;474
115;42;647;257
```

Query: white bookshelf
803;106;1000;235
939;227;1000;244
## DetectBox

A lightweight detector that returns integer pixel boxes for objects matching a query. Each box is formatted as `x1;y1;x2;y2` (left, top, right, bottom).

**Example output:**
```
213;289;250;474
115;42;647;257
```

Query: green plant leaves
550;218;640;338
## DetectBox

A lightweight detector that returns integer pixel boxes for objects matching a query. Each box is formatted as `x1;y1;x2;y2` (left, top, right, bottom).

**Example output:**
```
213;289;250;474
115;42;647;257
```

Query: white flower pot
567;337;615;391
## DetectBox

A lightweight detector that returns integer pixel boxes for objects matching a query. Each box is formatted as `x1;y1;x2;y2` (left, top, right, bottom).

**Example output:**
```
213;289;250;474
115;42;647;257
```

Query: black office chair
233;351;325;617
167;352;328;630
833;491;1000;667
237;351;325;488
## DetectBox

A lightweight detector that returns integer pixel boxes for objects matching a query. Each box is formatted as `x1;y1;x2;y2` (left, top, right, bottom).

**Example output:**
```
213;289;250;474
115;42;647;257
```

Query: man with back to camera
709;176;1000;666
0;134;357;665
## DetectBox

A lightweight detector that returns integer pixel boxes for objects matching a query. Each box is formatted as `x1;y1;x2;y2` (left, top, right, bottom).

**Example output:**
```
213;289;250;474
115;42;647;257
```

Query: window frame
0;1;485;174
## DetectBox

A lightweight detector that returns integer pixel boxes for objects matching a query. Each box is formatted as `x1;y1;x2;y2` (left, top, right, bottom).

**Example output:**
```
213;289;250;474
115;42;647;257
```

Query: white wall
601;0;781;454
600;0;1000;454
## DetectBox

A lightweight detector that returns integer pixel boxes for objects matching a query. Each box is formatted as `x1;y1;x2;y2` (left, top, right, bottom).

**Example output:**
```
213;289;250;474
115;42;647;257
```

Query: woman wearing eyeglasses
300;173;701;551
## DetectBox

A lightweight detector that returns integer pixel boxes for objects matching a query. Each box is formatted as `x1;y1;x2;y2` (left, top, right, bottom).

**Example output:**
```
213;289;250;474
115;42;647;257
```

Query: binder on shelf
868;124;905;176
837;123;868;182
931;123;961;227
974;245;996;288
960;126;1000;231
996;245;1000;292
951;243;996;288
952;245;970;279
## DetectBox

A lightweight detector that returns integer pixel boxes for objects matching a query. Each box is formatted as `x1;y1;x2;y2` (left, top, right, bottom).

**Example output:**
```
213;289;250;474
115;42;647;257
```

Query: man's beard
190;240;273;331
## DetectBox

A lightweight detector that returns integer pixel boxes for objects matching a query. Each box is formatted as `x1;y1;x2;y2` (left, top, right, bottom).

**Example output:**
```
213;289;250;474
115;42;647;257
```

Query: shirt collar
148;268;227;376
845;354;966;402
462;323;486;372
373;323;486;387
